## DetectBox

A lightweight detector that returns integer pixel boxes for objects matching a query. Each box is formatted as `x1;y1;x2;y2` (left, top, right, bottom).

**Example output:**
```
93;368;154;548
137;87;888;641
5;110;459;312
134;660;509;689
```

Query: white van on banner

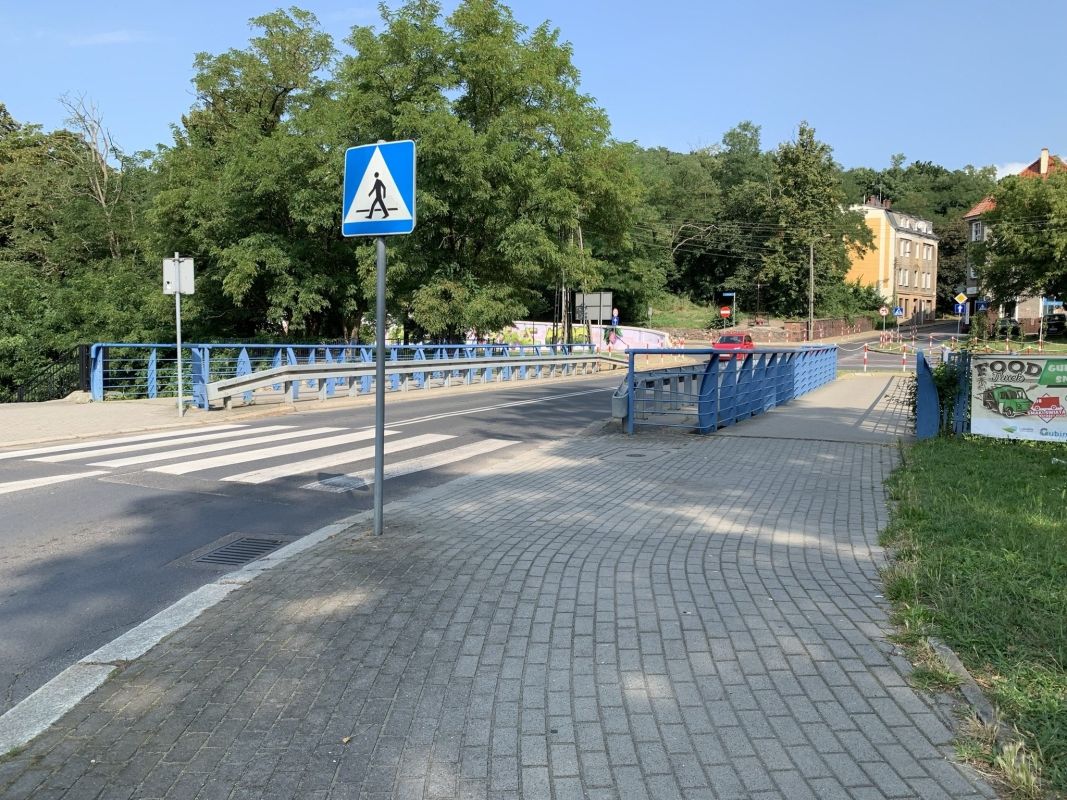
971;354;1067;442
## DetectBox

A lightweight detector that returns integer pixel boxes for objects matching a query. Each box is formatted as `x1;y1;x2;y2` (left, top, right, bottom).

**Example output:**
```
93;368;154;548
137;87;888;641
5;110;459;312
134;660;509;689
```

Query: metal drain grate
194;536;286;566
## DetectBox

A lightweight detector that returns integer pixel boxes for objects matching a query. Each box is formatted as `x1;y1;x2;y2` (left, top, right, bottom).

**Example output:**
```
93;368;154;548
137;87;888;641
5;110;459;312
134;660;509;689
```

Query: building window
971;221;984;241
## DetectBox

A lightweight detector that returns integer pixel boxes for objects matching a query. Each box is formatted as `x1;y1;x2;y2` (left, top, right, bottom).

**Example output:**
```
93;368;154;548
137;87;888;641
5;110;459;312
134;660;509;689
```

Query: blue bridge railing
617;346;837;434
915;348;971;438
89;342;596;408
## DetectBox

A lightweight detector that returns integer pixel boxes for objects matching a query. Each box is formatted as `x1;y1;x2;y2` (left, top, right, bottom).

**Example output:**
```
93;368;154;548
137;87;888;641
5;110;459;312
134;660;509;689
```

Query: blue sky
2;0;1064;175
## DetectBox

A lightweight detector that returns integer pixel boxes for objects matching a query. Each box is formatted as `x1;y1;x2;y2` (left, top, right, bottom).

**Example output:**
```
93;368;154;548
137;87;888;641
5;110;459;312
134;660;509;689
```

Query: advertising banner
971;354;1067;442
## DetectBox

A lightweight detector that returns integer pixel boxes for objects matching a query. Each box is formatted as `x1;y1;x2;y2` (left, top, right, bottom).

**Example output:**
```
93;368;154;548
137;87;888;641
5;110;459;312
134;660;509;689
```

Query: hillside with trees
0;1;1008;395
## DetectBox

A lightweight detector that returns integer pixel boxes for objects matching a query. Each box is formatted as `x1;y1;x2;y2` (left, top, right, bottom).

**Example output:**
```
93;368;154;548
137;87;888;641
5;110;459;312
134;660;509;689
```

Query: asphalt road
833;322;962;371
0;375;620;715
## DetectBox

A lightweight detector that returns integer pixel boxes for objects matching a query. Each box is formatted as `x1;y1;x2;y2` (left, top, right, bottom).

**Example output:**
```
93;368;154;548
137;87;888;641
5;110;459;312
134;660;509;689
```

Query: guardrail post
413;347;426;388
626;351;636;434
236;347;253;404
147;349;158;399
190;346;211;409
285;348;300;399
90;345;107;400
305;347;317;389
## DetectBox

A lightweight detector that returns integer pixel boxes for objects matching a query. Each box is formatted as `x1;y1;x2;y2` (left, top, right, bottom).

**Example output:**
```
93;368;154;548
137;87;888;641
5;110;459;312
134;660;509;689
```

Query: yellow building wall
846;213;890;300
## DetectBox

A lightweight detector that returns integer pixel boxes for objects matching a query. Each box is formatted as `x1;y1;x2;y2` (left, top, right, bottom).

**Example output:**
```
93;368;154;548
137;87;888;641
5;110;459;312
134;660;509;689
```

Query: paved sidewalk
0;376;995;799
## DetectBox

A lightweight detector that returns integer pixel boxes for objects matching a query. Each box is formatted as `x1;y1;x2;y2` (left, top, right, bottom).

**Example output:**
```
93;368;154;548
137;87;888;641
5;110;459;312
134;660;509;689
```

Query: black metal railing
0;346;90;403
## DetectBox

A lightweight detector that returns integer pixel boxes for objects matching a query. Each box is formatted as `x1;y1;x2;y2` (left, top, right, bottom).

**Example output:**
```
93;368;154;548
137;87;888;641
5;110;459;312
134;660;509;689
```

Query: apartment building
847;199;938;321
963;147;1065;325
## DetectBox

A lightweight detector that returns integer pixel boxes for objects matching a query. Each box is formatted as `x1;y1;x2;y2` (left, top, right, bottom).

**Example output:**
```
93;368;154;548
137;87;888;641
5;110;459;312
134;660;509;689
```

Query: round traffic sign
879;306;888;317
719;306;732;318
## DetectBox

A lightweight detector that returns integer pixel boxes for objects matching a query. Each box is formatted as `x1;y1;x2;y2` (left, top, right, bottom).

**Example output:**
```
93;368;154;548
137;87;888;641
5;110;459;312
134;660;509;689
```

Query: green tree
631;122;775;311
751;122;871;317
978;171;1067;301
339;0;651;340
150;7;351;340
0;103;164;391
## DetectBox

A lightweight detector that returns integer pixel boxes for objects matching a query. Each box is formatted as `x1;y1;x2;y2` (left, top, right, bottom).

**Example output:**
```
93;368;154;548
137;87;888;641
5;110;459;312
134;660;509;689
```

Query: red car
713;334;755;358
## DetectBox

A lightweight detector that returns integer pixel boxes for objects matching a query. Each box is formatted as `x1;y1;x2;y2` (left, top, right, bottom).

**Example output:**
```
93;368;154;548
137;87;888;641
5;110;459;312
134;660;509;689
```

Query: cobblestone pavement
0;380;994;799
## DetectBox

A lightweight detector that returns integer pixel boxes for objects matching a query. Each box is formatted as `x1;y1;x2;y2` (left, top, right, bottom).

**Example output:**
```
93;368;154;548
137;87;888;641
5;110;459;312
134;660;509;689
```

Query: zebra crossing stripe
220;433;455;485
147;429;397;476
35;425;293;463
0;471;109;496
90;427;345;468
0;425;249;461
302;438;520;492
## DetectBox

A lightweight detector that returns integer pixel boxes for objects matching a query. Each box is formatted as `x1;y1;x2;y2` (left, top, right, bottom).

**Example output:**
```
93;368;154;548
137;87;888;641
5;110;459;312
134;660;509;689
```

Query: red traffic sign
719;306;732;318
879;306;889;317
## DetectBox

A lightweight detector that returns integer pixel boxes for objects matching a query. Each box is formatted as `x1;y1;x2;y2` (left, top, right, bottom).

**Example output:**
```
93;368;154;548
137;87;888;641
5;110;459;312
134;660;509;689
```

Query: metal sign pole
341;139;415;537
374;237;386;537
174;252;184;418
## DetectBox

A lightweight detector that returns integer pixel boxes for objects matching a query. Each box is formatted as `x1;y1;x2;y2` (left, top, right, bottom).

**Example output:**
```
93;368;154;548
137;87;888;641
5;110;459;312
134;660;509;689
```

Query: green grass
881;436;1067;794
961;338;1067;354
647;295;725;331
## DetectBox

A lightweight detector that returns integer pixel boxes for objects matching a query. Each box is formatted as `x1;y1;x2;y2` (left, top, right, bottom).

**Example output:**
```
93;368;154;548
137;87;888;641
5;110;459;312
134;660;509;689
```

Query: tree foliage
0;1;1022;395
978;171;1067;301
636;121;871;318
338;0;655;339
0;103;167;391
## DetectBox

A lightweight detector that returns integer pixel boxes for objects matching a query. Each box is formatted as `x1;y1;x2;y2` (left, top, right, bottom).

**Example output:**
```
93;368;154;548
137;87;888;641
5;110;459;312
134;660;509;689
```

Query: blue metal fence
90;342;596;408
621;346;837;434
914;351;939;439
916;348;972;438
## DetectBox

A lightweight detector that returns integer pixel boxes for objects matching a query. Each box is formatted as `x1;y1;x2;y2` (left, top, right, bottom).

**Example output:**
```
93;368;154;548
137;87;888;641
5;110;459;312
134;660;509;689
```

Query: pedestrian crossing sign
342;140;416;237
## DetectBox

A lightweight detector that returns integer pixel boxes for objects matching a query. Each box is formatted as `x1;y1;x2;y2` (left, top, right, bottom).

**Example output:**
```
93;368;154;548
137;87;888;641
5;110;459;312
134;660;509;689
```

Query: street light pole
808;241;815;342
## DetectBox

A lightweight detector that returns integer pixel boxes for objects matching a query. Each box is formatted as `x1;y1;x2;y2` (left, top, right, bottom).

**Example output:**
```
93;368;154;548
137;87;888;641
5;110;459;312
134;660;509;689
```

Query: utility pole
577;218;592;344
808;241;815;342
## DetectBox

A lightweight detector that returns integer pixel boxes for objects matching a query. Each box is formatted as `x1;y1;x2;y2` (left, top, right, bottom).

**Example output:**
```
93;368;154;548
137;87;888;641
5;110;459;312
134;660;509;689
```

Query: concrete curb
0;413;587;756
927;636;1014;747
0;509;374;757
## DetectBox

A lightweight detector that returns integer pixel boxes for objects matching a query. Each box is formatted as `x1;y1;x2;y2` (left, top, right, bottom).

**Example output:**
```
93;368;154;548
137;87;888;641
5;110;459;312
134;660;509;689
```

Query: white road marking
221;433;454;484
90;427;345;468
35;425;293;463
148;429;395;475
0;424;248;461
0;507;374;757
0;471;108;496
303;438;520;492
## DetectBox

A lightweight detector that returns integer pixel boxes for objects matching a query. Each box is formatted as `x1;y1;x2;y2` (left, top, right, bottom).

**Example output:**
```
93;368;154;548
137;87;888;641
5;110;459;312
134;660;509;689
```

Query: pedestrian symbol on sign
366;173;390;219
